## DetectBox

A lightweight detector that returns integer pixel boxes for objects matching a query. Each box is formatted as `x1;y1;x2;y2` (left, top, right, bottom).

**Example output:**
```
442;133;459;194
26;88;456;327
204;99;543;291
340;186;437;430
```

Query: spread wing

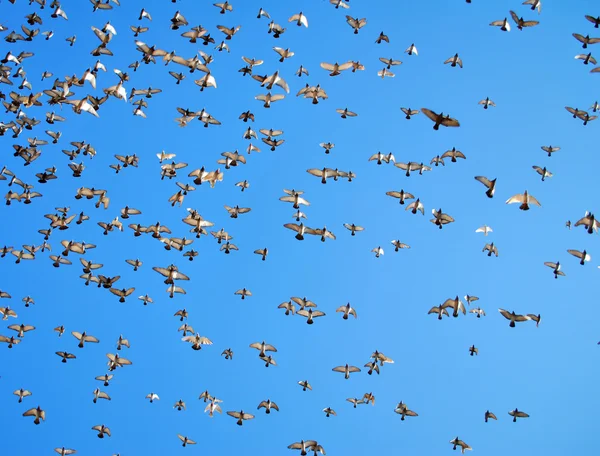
421;108;438;122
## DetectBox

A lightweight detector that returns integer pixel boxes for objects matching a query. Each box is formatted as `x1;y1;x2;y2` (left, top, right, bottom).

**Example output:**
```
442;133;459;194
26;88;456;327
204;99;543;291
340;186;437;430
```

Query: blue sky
1;0;599;454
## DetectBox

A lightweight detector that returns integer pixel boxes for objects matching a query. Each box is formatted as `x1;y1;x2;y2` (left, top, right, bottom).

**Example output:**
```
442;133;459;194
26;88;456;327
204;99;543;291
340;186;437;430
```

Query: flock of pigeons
0;0;598;454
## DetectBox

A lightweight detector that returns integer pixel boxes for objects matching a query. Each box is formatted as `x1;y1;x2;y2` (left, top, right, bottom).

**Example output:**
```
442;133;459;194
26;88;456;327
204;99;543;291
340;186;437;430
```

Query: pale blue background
1;0;599;455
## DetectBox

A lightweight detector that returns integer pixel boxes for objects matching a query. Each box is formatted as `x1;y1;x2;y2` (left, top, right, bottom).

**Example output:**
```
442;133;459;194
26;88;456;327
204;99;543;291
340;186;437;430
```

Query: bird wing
440;116;460;127
23;408;38;417
506;194;525;204
528;194;541;207
421;108;438;122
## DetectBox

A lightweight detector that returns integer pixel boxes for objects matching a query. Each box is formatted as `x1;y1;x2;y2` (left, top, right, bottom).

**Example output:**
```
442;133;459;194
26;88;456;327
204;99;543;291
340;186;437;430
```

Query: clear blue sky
1;0;599;454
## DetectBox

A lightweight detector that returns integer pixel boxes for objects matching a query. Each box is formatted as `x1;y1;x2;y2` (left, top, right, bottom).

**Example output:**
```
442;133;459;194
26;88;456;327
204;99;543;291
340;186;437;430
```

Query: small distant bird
394;401;418;420
13;388;32;403
490;18;510;32
404;43;418;55
576;111;597;126
377;68;395;78
369;151;395;164
371;246;385;258
278;301;296;315
146;393;160;403
430;155;445;166
586;15;600;28
296;65;309;77
401;107;419;119
330;0;350;9
478;97;496;109
406;198;425;215
204;400;222;417
506;191;540;210
523;0;542;14
344;223;365;236
421;108;460;130
508;408;530;422
259;354;277;367
273;47;294;62
249;341;277;357
297;308;325;324
444;53;463;68
574;53;597;65
346;16;367;34
347;398;365;408
476;225;493;236
55;351;76;363
430;208;455;229
464;295;479;306
323;407;337;417
288;440;318;455
173;399;186;411
485;410;497;422
567;249;591;265
441;147;466;162
386;189;414;205
470;307;486;318
298;380;312;391
257;399;279;414
336;303;357;319
469;345;478;356
442;296;466;318
565;106;587;119
575;211;600;234
541;145;560;157
214;2;233;14
544;261;565;279
336;107;358;118
92;388;110;404
428;305;449;320
332;364;361;379
227;410;255;426
391;240;410;252
380;57;402;69
362;392;376;405
532;166;553;181
288;12;308;28
96;374;113;387
177;435;196;447
364;361;380;375
254;248;268;261
573;33;600;49
509;11;539;30
482;243;498;257
528;314;541;327
23;406;45;425
498;309;536;327
234;288;252;300
375;31;389;43
139;8;152;21
236;180;250;192
449;437;472;454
